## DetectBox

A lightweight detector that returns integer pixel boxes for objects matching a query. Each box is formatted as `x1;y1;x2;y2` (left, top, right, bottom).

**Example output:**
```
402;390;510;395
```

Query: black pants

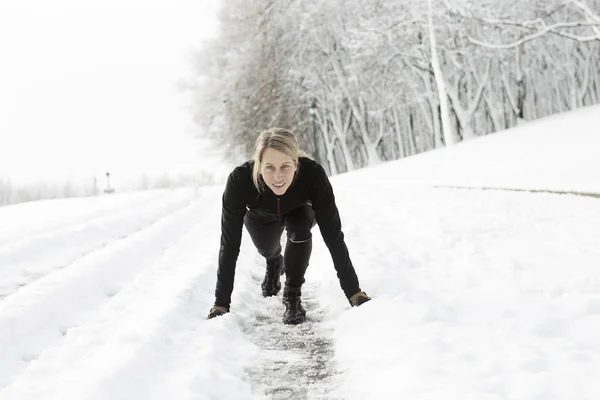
244;204;315;289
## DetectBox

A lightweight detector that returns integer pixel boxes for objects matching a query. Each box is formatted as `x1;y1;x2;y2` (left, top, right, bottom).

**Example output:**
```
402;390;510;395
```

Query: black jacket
214;157;360;307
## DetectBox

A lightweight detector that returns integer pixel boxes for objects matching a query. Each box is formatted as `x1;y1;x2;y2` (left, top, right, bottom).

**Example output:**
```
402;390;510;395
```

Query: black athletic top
214;157;360;308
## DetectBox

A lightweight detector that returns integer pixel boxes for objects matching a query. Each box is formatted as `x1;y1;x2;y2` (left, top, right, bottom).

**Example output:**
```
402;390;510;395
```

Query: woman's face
260;147;298;195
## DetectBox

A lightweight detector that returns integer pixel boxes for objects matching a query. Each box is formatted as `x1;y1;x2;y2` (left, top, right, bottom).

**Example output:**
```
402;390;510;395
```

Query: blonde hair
251;127;311;191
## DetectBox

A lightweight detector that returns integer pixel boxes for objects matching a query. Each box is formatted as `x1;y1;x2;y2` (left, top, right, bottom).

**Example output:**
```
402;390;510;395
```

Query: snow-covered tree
189;0;600;173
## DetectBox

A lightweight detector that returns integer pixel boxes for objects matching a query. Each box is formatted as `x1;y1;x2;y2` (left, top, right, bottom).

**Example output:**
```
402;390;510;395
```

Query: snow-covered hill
1;106;599;399
335;105;600;195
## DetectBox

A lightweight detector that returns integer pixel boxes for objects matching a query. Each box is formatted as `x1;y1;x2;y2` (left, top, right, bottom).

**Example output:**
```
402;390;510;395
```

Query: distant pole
309;100;320;163
104;172;114;194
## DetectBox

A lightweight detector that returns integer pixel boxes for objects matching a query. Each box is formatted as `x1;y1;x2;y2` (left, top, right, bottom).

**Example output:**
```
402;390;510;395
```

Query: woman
208;128;370;324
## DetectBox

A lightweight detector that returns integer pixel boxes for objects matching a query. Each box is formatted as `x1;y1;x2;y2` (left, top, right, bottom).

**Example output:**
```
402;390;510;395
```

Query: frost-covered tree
189;0;600;173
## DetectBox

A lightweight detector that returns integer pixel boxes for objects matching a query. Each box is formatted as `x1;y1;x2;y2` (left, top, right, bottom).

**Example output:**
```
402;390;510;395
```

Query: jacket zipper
277;198;281;219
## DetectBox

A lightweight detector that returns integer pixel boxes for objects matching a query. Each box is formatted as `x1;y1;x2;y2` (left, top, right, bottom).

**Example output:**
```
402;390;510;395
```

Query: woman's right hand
207;305;229;319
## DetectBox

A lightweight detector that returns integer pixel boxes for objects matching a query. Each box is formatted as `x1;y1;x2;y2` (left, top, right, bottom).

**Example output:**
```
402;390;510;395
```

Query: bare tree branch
468;21;600;48
571;0;600;36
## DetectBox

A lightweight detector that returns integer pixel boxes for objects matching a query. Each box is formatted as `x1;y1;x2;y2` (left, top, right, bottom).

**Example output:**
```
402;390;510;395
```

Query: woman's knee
285;204;315;242
244;210;284;258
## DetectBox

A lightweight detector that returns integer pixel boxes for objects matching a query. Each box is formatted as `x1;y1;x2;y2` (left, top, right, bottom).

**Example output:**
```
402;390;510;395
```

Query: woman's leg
244;209;285;296
283;203;316;288
281;204;316;324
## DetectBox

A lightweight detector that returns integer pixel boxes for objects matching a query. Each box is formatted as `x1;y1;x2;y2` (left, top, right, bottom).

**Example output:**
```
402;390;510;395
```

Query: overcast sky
0;0;226;185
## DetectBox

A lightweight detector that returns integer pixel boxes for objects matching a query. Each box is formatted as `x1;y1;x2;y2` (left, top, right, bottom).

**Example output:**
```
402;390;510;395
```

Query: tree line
0;172;216;207
190;0;600;174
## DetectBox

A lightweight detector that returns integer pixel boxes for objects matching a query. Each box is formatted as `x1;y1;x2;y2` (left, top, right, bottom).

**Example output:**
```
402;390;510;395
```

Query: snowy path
0;189;197;298
241;270;340;400
0;189;180;247
434;185;600;199
0;181;345;399
0;187;223;396
1;181;600;399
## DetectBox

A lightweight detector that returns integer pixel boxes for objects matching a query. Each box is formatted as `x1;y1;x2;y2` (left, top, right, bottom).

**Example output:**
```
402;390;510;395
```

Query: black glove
349;291;371;307
207;305;229;319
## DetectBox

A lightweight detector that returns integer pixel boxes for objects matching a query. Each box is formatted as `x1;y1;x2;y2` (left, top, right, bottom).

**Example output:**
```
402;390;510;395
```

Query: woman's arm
214;169;248;308
308;163;361;298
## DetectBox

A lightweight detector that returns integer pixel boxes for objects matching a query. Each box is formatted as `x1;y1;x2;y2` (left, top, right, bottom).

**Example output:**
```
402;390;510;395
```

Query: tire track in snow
0;186;224;399
0;188;217;390
0;189;197;300
433;185;600;199
0;189;178;248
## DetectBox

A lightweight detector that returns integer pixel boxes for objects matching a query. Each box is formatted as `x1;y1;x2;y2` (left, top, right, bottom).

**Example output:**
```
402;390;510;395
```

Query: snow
333;105;600;195
1;106;600;399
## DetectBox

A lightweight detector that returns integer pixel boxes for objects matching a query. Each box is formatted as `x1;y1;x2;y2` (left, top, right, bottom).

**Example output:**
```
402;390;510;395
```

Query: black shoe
262;255;284;297
282;287;306;324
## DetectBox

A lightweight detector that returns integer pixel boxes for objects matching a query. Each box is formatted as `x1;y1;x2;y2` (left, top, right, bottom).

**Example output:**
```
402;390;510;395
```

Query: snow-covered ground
1;105;599;399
